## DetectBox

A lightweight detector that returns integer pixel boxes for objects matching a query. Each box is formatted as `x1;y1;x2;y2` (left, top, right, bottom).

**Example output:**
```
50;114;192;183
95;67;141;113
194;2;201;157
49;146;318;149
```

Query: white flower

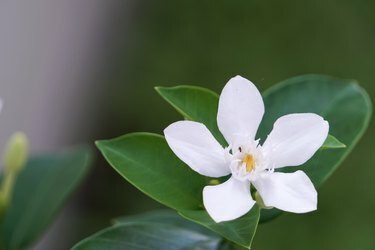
164;76;329;223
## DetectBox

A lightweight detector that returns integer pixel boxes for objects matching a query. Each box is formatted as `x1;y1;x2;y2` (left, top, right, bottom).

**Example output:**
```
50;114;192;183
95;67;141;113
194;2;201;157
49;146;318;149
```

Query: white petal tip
290;205;317;214
254;171;318;214
218;75;264;144
203;178;255;223
163;120;229;177
263;113;330;168
232;75;246;80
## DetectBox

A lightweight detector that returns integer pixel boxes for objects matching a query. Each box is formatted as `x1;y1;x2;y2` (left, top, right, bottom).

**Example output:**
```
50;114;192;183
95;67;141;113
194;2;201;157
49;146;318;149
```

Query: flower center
227;138;269;182
242;154;255;172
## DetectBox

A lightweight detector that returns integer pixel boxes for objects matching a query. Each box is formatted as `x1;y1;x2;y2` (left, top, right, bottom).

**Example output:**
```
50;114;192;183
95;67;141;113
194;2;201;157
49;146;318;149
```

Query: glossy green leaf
73;210;235;250
96;133;260;248
321;135;346;150
259;75;371;183
114;209;214;236
156;85;345;151
72;223;222;250
180;206;259;249
96;133;207;210
0;146;93;250
156;75;371;223
155;86;226;145
258;75;371;222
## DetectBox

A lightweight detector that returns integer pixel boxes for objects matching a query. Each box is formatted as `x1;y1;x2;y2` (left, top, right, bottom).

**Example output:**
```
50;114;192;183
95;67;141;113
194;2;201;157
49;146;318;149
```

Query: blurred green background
62;1;375;249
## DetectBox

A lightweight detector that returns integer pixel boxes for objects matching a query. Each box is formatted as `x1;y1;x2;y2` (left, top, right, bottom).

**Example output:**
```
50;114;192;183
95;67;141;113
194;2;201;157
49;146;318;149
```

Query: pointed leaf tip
321;135;346;150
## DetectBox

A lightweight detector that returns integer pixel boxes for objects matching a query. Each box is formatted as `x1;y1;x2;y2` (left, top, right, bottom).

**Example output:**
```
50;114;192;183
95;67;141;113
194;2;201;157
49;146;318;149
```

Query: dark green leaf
72;223;221;250
156;85;345;151
156;75;371;223
73;210;236;250
180;206;260;249
259;75;371;185
96;133;207;210
258;75;371;222
1;146;93;249
155;86;226;145
96;133;260;248
114;210;215;236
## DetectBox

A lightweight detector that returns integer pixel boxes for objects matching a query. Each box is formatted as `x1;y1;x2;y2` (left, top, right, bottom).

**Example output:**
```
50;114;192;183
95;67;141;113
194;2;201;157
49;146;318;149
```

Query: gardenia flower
164;76;329;223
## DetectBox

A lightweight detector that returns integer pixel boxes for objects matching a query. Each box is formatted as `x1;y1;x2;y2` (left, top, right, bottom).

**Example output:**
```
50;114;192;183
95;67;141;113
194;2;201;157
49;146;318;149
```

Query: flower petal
263;113;329;169
203;176;255;223
164;121;230;177
217;75;264;144
203;176;255;222
253;171;317;213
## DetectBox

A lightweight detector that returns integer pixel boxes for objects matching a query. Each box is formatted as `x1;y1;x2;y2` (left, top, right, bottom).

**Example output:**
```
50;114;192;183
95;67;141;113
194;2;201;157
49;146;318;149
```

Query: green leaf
96;133;207;210
73;210;227;250
72;223;222;250
155;85;343;151
114;209;215;236
0;146;93;250
258;75;371;222
97;74;370;248
155;86;226;145
259;75;371;184
179;206;259;249
96;133;260;248
321;135;346;150
156;75;371;223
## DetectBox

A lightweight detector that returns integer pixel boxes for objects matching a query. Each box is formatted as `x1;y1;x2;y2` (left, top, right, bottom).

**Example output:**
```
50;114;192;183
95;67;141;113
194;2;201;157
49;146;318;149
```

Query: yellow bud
4;132;29;174
208;179;220;185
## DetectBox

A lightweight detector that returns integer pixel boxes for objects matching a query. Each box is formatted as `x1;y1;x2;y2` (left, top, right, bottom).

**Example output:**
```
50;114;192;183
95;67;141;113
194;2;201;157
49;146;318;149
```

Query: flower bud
4;132;29;174
208;179;220;185
0;132;29;215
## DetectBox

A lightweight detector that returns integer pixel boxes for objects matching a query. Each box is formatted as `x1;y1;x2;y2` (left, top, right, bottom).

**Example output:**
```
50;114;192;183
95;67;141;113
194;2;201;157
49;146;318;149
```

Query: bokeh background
0;1;374;249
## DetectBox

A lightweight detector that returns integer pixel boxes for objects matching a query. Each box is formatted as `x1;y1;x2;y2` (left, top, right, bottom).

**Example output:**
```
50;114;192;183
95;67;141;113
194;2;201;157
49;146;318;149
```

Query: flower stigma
242;154;255;172
226;138;269;182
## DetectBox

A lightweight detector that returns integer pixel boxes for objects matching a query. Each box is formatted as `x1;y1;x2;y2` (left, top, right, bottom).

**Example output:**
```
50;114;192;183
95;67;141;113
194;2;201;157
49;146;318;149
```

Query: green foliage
96;75;371;249
97;134;259;248
113;210;214;235
156;74;371;223
72;210;228;250
73;224;220;250
0;146;93;250
97;133;207;211
259;75;371;222
156;81;345;151
180;208;259;249
321;135;346;150
155;86;226;145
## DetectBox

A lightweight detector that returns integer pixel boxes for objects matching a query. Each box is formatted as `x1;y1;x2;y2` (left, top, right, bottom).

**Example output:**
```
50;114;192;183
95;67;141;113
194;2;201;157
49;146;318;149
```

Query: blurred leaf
0;146;93;250
156;75;371;223
97;133;259;248
73;210;237;250
155;86;226;145
114;209;214;236
321;135;346;150
258;75;372;222
179;206;259;249
72;223;222;250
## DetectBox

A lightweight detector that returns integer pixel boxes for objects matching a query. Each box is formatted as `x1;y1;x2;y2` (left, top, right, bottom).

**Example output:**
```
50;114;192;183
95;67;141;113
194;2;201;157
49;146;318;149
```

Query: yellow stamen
242;154;255;172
